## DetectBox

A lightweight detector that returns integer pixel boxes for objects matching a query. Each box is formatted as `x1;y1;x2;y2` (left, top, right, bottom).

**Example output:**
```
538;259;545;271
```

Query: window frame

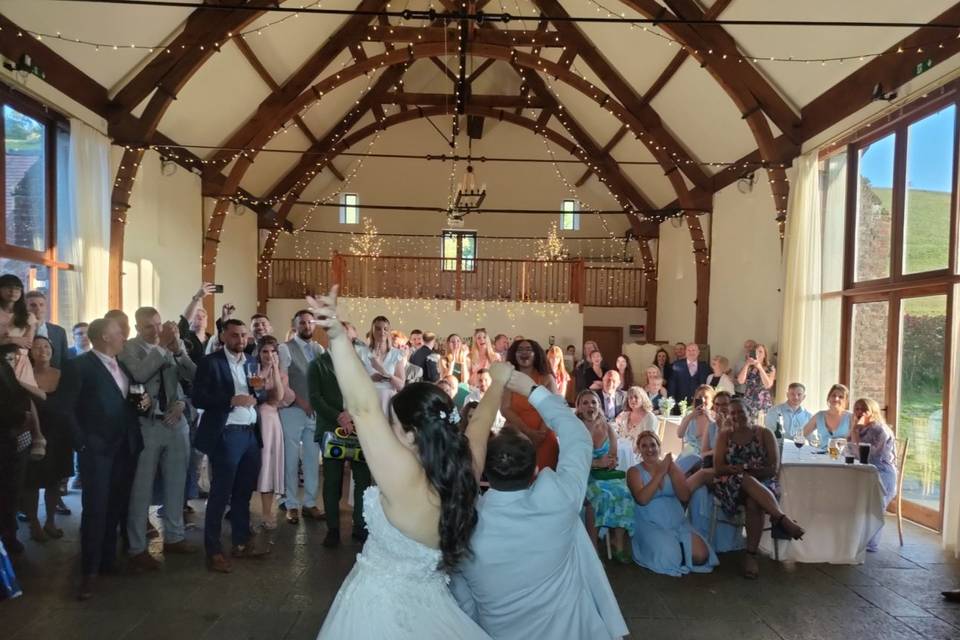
0;85;75;323
339;192;359;225
441;229;477;273
560;198;580;231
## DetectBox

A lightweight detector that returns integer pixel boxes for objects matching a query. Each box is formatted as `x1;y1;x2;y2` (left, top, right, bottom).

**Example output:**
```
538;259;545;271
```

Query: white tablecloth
660;417;684;457
759;443;885;564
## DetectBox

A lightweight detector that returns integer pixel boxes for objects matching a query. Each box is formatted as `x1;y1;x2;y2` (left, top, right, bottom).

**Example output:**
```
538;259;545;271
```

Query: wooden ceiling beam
383;92;546;108
350;43;386;122
468;57;497;84
514;19;550;116
429;57;460;84
360;25;564;48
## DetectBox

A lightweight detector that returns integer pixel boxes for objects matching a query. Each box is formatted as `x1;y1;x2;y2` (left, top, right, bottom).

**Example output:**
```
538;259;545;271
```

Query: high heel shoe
773;514;805;540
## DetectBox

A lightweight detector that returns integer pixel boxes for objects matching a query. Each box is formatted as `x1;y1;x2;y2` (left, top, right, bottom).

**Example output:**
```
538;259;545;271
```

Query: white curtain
776;151;823;403
943;285;960;556
65;118;111;321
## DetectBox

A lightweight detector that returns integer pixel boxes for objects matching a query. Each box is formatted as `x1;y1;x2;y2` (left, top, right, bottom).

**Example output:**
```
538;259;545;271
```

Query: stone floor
3;491;959;640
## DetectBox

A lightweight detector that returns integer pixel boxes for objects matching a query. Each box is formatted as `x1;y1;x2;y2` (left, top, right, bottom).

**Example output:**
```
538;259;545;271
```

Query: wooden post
332;251;344;289
455;234;463;311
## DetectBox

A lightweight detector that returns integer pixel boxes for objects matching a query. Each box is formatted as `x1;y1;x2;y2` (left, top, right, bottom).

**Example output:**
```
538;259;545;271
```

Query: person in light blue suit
452;370;627;640
627;430;718;577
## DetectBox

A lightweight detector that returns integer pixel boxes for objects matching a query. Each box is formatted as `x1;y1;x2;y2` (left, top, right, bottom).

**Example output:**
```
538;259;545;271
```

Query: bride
310;287;510;639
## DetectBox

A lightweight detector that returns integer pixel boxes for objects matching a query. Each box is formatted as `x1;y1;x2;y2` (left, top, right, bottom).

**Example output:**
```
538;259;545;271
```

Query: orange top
509;371;559;471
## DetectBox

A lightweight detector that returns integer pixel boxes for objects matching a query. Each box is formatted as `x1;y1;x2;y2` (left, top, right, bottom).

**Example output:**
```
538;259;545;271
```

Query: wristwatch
527;384;541;398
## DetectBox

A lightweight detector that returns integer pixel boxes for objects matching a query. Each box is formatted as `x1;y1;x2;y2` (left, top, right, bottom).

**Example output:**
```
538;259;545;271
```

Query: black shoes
351;527;368;543
322;529;340;548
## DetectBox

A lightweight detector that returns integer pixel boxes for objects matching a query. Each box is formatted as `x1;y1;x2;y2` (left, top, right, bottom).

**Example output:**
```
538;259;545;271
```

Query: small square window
340;193;359;224
441;231;477;272
560;199;580;231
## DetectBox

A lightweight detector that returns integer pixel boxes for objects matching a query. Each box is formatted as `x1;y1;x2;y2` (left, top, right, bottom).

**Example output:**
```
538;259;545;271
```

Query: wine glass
792;428;806;449
808;429;821;450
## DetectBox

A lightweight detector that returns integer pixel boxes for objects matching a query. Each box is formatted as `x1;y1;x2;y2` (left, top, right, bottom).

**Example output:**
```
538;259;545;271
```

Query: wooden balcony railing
267;254;645;308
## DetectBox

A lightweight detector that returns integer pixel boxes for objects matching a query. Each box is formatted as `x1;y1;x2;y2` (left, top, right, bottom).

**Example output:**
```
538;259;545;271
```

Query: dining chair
893;437;909;546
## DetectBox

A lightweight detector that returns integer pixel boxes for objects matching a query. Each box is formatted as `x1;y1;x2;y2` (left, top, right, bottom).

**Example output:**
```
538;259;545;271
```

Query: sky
860;103;955;192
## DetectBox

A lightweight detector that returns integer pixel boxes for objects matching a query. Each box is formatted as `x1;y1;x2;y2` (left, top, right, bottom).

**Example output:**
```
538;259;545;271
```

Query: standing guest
465;369;506;432
255;336;293;530
614;354;634;391
24;291;68;369
628;431;717;577
614;386;657;441
545;345;570;399
70;322;92;358
492;333;510;362
672;342;687;362
736;343;775;422
642;366;668;413
120;307;197;572
362;316;406;415
60;318;146;599
579;390;634;563
502;339;559;471
850;398;897;552
408;329;424;351
574;340;599;393
193;319;268;574
179;283;216;365
103;309;130;341
599;370;625;422
652;348;672;386
668;342;709;409
0;344;38;555
278;310;324;525
734;339;759;394
390;330;408;351
583;350;607;392
801;384;853;448
452;371;627;640
764;383;812;436
706;355;736;395
22;337;72;541
468;328;500;386
308;328;372;547
563;344;576;373
439;333;471;385
205;310;272;356
0;275;38;385
409;330;440;383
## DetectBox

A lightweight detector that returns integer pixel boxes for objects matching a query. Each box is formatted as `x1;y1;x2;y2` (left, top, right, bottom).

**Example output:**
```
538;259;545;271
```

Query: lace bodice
355;486;448;585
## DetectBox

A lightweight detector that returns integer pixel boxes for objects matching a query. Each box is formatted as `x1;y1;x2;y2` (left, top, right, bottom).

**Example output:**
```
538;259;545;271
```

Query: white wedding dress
318;486;491;639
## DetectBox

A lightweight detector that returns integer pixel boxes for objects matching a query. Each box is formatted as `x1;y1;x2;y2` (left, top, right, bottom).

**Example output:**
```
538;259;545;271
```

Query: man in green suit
309;346;372;547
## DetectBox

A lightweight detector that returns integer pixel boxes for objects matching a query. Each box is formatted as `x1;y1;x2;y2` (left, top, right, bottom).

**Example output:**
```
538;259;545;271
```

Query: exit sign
915;58;933;76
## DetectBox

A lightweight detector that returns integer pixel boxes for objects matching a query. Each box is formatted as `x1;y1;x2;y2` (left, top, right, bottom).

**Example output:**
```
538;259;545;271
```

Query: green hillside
871;187;951;276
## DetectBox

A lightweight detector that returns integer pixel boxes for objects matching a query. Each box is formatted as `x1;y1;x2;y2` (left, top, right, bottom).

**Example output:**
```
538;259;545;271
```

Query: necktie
157;370;168;412
688;361;697;377
106;358;123;392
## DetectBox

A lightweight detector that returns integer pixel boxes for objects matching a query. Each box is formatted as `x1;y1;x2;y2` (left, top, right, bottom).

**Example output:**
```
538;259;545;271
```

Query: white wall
117;148;203;321
206;198;259;322
654;216;706;345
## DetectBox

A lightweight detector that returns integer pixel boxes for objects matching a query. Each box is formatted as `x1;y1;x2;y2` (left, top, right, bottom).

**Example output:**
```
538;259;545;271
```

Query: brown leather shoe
286;509;300;525
77;575;96;601
128;551;162;572
943;589;960;603
231;539;270;559
163;540;199;554
301;506;325;520
207;553;232;573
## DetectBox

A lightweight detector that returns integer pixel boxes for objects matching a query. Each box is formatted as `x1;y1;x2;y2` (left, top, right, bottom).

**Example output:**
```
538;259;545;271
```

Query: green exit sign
915;58;933;76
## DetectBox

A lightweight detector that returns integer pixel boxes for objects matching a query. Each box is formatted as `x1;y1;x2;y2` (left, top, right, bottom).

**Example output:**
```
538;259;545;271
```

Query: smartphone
694;397;704;409
548;335;555;346
213;284;224;293
749;349;757;359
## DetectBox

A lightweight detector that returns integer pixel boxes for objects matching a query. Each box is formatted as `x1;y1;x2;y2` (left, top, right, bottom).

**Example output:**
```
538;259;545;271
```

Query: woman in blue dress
802;384;853;449
627;431;718;577
851;397;898;552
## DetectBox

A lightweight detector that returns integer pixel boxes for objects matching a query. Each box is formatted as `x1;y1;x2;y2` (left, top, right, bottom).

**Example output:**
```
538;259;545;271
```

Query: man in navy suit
25;291;69;369
60;317;145;600
668;342;709;408
69;322;92;358
193;319;266;573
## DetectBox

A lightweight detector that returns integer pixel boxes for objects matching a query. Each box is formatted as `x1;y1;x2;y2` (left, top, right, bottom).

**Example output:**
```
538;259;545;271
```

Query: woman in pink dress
255;336;294;530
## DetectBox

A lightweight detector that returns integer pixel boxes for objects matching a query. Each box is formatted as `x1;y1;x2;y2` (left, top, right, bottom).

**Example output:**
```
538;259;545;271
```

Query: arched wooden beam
106;0;275;307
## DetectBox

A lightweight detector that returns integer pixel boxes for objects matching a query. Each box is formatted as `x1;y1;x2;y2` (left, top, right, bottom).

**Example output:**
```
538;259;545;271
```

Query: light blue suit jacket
452;387;628;639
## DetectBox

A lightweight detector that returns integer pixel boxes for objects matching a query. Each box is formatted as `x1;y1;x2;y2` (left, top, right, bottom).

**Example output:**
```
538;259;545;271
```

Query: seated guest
736;343;775;422
677;385;716;459
642;366;667;413
614;386;657;441
390;329;408;351
764;382;812;435
599;370;625;422
583;349;606;392
408;330;440;383
668;342;709;410
691;398;805;578
501;339;559;471
614;354;634;391
652;348;671;386
439;374;471;409
627;431;718;576
802;384;852;448
439;333;470;385
851;398;897;552
578;390;634;564
545;345;570;399
492;333;510;362
706;355;735;395
70;322;92;358
452;371;627;640
468;328;499;386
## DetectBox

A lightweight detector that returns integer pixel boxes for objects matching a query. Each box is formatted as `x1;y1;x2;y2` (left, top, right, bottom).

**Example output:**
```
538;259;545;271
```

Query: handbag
322;428;365;462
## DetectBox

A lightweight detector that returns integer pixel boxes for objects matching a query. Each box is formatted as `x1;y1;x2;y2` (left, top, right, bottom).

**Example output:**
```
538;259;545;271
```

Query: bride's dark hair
390;382;478;571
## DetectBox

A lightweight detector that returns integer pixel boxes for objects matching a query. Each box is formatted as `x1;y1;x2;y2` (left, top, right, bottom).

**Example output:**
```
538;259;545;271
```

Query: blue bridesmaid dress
814;412;851;449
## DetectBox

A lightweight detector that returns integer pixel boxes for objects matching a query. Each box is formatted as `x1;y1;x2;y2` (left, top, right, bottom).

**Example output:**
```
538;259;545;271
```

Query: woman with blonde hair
468;328;499;386
851;397;897;552
802;384;852;449
614;386;657;441
439;333;471;385
677;385;717;459
706;355;735;395
545;345;570;398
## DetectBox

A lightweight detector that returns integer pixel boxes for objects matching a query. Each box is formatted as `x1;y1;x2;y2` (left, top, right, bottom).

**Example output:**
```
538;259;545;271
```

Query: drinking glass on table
808;429;821;449
828;438;841;460
792;428;806;449
246;361;264;391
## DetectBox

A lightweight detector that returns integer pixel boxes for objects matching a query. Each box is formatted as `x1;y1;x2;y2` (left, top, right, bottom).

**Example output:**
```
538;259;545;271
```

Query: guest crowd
0;272;899;612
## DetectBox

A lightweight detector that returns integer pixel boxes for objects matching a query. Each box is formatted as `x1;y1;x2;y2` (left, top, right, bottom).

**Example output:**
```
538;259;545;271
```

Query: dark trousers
322;457;371;531
204;428;261;556
78;444;136;576
0;439;28;547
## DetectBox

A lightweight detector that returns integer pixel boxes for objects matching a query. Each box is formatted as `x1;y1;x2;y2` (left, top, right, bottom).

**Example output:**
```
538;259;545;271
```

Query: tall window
826;95;958;530
340;192;359;224
441;230;476;272
560;199;580;231
0;90;76;327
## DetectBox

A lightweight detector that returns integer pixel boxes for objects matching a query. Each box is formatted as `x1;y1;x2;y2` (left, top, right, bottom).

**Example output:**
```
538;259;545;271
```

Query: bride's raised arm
464;362;512;480
308;287;424;503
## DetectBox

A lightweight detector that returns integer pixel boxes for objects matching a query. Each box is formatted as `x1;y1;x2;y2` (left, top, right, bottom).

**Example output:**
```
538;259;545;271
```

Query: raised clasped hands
660;452;674;474
306;285;343;339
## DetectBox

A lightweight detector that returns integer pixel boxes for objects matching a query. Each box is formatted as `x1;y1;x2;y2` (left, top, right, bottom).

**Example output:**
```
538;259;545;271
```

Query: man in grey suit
25;291;69;369
599;370;626;422
278;309;324;524
452;371;627;640
119;306;198;571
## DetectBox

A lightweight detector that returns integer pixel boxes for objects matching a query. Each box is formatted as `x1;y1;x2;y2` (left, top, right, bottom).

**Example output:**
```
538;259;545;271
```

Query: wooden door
583;325;624;365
